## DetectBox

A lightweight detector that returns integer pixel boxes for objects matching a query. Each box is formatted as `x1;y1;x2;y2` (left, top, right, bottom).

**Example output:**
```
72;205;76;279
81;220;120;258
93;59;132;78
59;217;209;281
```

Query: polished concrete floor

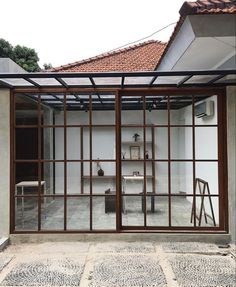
15;195;216;231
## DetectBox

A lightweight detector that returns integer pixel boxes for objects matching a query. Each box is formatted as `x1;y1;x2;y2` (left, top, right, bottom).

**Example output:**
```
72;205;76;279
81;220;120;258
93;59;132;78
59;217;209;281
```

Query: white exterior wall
227;86;236;243
0;89;10;237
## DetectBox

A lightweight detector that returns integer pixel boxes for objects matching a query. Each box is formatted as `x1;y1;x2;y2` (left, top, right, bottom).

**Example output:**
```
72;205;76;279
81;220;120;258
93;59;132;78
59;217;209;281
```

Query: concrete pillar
0;89;10;238
227;86;236;243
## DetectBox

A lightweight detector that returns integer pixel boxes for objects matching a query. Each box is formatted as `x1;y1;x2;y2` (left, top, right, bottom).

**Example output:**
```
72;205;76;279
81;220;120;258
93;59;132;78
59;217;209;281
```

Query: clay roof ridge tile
52;40;165;71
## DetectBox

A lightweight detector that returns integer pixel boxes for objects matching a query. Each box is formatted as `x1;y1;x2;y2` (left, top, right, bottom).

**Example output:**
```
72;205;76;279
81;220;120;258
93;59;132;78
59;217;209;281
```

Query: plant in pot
96;158;104;176
133;133;140;142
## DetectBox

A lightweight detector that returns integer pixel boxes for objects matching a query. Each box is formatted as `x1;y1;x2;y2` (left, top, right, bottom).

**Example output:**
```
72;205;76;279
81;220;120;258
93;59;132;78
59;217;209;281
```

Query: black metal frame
0;69;235;89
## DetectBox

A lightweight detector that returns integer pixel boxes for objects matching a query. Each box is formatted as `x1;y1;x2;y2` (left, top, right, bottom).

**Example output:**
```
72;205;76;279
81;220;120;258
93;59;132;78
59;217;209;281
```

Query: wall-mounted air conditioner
195;101;214;118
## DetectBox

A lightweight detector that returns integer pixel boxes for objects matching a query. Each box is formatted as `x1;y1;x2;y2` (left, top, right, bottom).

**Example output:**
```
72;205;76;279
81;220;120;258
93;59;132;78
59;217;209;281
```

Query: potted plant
133;133;140;142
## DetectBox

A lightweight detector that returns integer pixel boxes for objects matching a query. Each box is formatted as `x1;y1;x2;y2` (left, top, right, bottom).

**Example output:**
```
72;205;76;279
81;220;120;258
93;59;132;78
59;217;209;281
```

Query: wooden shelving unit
80;126;156;194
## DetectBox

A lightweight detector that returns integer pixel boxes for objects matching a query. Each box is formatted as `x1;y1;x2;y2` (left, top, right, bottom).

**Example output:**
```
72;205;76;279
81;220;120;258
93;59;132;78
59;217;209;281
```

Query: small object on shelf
133;171;140;176
133;133;140;142
98;168;104;176
122;152;126;159
130;146;140;160
145;150;149;159
96;158;104;176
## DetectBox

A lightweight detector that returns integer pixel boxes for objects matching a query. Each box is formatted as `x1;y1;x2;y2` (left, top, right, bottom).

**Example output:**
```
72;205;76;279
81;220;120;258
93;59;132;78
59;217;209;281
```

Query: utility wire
107;22;177;53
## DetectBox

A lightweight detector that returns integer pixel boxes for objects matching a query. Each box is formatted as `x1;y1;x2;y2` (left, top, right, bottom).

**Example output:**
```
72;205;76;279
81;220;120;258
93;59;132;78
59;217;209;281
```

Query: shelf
121;159;154;161
122;141;152;145
82;176;116;179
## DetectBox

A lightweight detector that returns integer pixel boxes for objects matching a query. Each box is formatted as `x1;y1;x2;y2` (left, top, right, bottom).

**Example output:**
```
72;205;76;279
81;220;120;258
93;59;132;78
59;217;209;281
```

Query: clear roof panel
1;78;33;86
124;76;153;85
62;77;92;86
154;76;186;85
30;78;60;86
216;74;236;83
93;77;121;85
185;75;220;84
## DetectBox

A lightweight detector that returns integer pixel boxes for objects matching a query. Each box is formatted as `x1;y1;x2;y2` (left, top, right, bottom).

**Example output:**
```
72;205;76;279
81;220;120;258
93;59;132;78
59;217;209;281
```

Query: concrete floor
15;196;216;231
0;242;235;287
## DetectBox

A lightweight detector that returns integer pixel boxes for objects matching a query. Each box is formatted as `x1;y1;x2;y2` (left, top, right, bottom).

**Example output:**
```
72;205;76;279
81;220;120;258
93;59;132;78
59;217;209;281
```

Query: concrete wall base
10;233;231;245
0;237;9;251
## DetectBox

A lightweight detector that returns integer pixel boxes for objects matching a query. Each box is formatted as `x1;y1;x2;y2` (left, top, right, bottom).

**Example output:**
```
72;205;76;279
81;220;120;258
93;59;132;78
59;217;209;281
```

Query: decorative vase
98;168;104;176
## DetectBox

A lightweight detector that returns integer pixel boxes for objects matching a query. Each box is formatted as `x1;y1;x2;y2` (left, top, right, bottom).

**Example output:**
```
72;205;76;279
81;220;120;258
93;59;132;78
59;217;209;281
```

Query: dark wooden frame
10;87;228;234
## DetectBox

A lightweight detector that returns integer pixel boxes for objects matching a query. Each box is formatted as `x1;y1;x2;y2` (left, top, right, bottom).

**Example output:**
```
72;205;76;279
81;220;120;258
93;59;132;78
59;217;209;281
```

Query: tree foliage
13;45;40;72
0;38;14;58
43;63;53;70
0;38;41;72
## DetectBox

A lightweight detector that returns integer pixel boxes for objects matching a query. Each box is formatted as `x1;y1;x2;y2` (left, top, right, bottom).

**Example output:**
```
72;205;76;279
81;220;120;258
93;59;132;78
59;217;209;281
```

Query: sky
0;0;186;68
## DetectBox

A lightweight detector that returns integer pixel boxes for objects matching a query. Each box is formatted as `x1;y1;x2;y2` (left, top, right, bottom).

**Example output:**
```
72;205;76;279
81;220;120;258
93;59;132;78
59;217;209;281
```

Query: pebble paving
89;254;167;287
162;242;221;253
0;242;235;287
1;257;85;286
168;254;236;287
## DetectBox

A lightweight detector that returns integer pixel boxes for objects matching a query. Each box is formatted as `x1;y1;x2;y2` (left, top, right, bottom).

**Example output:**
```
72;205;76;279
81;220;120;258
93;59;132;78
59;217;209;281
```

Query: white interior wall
51;97;219;222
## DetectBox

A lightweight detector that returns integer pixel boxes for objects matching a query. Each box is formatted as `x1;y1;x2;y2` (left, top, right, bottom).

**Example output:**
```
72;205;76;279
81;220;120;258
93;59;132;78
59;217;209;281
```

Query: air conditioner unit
195;101;214;118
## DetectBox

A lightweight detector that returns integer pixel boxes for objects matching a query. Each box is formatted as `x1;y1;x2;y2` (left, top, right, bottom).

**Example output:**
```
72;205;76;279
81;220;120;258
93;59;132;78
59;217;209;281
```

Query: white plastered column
0;89;10;238
227;86;236;244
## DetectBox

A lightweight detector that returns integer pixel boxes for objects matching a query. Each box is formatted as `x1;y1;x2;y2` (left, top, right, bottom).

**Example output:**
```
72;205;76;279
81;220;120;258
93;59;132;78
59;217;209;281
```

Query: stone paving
0;242;235;287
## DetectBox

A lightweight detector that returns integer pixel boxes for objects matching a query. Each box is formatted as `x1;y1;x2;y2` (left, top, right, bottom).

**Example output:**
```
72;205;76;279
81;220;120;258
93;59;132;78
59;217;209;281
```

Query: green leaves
0;38;41;72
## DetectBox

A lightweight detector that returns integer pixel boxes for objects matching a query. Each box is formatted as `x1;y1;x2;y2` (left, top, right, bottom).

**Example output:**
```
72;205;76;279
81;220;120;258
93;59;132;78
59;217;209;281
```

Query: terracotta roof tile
52;40;166;72
179;0;236;16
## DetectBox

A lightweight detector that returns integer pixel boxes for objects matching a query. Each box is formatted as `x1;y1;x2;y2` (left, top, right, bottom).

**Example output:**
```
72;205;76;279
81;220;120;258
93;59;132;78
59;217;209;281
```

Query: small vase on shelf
98;168;104;176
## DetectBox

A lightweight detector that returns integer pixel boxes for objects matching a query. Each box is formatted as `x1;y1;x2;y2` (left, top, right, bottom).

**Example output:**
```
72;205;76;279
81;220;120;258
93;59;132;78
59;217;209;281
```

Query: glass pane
195;127;218;160
147;196;169;226
80;127;92;160
15;162;38;184
66;94;89;125
122;163;144;194
92;103;115;125
195;196;219;227
195;162;218;195
154;128;168;160
92;163;116;194
124;76;153;85
93;196;116;229
30;78;59;86
146;97;168;124
67;128;81;160
155;163;168;194
15;197;38;230
67;163;82;195
92;127;115;160
121;96;143;125
171;127;193;159
15;94;38;125
93;77;121;85
16;128;38;160
122;196;144;226
67;197;90;230
42;162;54;196
42;128;64;160
62;77;91;86
194;95;217;125
171;162;193;194
41;197;64;230
171;196;194;226
79;163;90;195
41;101;54;125
55;163;64;194
170;95;192;125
